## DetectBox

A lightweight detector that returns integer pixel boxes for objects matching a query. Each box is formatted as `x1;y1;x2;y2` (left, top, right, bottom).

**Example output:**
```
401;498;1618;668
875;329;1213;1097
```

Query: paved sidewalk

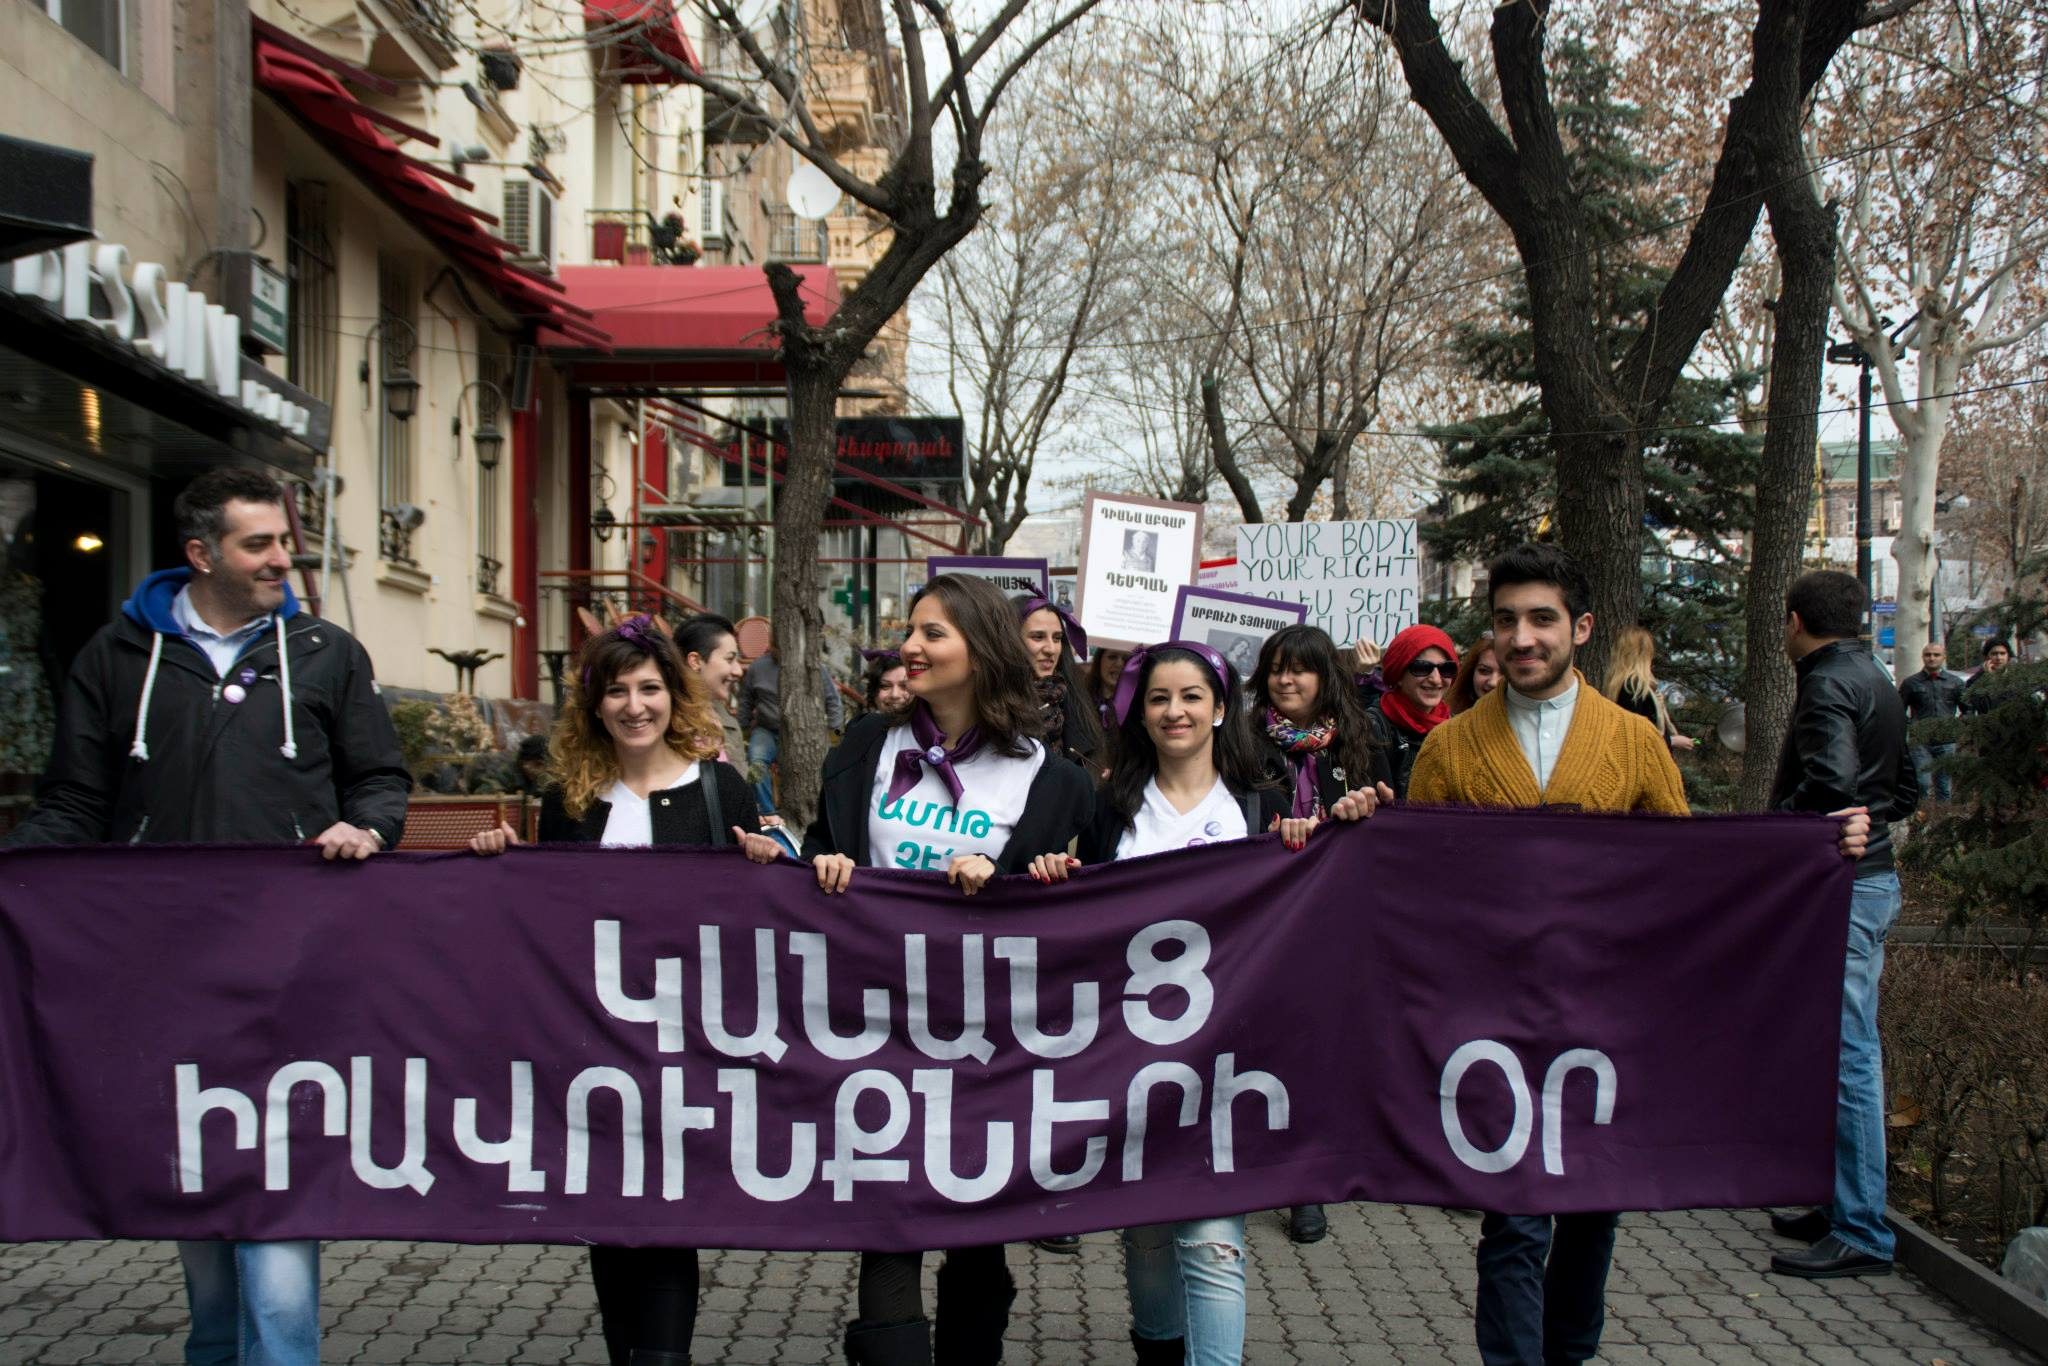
0;1203;2035;1364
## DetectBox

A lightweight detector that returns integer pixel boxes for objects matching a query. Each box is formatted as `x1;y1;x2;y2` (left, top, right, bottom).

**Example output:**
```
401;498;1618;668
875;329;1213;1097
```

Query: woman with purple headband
802;574;1095;1366
468;616;782;1366
1015;592;1104;766
1030;641;1389;1366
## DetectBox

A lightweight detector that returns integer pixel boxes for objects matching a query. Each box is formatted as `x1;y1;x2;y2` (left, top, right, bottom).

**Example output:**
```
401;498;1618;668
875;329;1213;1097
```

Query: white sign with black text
1235;519;1420;646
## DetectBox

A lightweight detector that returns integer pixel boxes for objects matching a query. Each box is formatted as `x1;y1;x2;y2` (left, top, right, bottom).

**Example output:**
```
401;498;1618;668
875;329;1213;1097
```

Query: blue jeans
1473;1212;1618;1366
178;1240;319;1366
1124;1215;1247;1364
1912;742;1956;802
746;726;779;816
1830;871;1901;1259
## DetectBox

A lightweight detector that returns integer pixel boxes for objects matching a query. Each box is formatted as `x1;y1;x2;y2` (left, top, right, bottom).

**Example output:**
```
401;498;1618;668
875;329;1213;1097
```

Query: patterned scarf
1265;707;1335;819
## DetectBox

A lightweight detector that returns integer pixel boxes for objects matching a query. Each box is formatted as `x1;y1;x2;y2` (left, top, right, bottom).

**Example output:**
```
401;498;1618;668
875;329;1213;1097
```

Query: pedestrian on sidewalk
468;616;780;1366
1603;626;1696;754
1962;636;2012;715
1031;640;1391;1365
3;466;411;1366
1898;641;1965;799
802;573;1095;1366
860;646;913;720
1767;570;1920;1280
1364;623;1460;797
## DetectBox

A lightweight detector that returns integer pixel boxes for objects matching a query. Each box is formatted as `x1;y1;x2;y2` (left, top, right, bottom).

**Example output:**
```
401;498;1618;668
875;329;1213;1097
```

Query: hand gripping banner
0;809;1851;1250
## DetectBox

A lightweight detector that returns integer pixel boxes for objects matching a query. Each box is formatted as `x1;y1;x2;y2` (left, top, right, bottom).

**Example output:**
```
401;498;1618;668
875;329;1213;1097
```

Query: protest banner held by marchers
0;810;1849;1251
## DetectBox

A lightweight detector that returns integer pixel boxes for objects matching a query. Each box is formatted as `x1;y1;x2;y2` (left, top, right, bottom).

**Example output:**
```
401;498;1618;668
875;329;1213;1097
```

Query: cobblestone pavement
0;1203;2036;1364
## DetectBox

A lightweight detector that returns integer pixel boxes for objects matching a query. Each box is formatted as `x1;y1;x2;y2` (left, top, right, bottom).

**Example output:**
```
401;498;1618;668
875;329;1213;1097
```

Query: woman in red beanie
1366;624;1459;799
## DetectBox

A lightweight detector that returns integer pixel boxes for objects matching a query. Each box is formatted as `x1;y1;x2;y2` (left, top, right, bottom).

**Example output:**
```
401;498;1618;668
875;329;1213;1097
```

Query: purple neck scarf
885;701;984;806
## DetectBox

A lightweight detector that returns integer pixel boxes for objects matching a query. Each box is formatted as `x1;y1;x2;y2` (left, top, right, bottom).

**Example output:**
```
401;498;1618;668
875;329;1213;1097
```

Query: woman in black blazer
470;616;779;1366
802;574;1093;1366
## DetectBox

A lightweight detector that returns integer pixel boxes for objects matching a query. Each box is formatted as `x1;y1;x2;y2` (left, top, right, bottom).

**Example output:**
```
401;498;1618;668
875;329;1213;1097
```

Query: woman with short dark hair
802;573;1095;1365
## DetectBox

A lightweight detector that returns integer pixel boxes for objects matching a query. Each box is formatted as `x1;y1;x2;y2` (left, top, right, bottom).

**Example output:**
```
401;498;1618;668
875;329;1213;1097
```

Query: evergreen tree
1421;33;1762;710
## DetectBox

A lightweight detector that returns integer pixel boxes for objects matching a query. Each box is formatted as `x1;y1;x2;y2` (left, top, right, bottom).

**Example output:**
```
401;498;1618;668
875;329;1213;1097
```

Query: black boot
1287;1204;1329;1244
628;1353;692;1366
933;1259;1017;1365
1130;1331;1187;1364
844;1318;932;1366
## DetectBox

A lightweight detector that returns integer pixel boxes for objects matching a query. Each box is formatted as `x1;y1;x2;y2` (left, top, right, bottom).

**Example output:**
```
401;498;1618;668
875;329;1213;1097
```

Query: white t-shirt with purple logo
1116;775;1248;859
866;726;1045;871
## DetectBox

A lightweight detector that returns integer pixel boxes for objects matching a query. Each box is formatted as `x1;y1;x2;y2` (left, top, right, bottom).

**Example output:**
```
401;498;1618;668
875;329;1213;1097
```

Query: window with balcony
766;207;825;262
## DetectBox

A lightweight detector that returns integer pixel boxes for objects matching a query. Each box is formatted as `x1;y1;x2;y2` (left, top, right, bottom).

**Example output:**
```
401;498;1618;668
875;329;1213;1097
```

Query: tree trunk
1891;374;1954;658
769;363;848;831
1202;373;1263;523
1552;429;1644;689
1737;1;1841;810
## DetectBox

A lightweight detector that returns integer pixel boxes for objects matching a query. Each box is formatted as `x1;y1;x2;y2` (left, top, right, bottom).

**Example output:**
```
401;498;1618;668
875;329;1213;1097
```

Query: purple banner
0;809;1851;1250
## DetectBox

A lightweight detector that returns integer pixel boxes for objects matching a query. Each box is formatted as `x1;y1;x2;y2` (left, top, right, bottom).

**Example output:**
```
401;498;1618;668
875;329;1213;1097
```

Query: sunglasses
1405;660;1459;679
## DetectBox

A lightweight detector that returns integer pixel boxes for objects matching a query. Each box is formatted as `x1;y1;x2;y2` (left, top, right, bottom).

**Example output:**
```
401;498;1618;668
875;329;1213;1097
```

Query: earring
1212;715;1224;728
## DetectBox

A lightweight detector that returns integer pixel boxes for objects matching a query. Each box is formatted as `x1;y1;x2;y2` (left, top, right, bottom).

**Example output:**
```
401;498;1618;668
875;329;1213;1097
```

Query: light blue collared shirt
1502;676;1579;794
171;585;273;678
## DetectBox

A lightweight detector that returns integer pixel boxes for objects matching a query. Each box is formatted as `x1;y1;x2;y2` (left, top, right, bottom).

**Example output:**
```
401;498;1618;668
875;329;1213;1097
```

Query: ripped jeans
1123;1215;1247;1364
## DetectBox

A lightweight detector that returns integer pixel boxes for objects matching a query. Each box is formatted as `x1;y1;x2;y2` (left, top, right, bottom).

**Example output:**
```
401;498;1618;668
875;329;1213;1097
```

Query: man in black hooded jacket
4;465;410;1365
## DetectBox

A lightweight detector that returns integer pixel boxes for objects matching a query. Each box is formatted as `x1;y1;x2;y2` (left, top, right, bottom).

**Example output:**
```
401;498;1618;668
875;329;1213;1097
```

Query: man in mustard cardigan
1408;544;1868;1366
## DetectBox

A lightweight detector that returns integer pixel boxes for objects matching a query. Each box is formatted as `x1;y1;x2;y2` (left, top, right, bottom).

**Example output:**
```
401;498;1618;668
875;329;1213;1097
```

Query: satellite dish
785;161;842;220
1715;701;1747;754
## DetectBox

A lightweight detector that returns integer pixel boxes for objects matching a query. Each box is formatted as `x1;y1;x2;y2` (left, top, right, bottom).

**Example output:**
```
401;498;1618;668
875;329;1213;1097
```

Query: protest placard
1048;567;1077;613
1170;587;1307;683
1076;493;1204;649
1236;519;1419;645
1197;558;1242;592
925;556;1048;604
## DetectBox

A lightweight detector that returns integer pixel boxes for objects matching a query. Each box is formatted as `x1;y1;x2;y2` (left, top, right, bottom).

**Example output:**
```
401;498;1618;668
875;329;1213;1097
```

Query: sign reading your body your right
1236;519;1420;644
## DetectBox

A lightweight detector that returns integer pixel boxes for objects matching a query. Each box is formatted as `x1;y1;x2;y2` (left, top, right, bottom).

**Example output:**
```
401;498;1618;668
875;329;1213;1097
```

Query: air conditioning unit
501;179;556;272
698;183;728;246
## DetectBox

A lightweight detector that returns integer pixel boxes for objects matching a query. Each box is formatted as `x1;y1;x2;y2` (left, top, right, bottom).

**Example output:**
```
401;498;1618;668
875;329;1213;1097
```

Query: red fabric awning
540;266;839;384
252;21;610;349
583;0;701;82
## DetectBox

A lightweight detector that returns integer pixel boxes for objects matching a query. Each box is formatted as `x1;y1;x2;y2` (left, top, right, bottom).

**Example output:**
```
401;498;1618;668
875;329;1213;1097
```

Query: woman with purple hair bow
1015;593;1104;766
1029;641;1389;1366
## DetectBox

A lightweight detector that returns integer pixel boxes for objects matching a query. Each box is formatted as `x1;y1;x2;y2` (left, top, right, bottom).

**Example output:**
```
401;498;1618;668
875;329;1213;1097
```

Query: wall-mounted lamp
359;317;420;421
593;507;618;543
454;379;510;470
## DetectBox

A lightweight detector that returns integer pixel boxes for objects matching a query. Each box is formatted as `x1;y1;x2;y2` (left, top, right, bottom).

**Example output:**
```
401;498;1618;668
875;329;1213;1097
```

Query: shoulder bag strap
701;762;727;846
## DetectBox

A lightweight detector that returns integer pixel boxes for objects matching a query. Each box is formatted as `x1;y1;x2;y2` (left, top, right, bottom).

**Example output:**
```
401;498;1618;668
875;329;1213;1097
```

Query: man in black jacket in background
1766;570;1919;1280
1897;642;1965;800
4;465;410;1365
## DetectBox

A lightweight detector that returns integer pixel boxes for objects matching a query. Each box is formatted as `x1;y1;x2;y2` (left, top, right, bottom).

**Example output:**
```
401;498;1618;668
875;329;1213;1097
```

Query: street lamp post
1825;336;1876;630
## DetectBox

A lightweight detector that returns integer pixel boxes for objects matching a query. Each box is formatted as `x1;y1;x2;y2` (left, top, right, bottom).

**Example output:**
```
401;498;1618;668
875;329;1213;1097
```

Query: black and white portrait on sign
1209;630;1263;684
1122;529;1159;573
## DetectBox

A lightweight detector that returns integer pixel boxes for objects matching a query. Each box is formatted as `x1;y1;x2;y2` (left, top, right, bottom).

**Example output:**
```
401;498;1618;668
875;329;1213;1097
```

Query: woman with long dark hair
1031;642;1386;1364
802;573;1095;1365
467;616;781;1366
1085;645;1133;727
1016;593;1103;764
1245;623;1391;1245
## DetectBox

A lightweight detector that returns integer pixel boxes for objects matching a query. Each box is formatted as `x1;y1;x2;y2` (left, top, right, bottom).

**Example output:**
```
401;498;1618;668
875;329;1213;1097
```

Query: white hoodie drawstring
129;632;165;762
276;615;298;760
